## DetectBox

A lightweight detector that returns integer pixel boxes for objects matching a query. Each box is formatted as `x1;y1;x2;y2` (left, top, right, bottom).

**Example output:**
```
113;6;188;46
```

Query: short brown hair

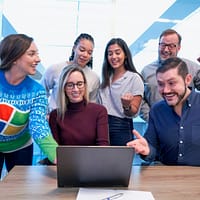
156;57;188;80
159;29;182;45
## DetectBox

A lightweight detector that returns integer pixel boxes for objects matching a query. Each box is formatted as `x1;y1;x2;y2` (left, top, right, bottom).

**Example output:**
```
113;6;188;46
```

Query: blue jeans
108;115;133;146
0;144;33;177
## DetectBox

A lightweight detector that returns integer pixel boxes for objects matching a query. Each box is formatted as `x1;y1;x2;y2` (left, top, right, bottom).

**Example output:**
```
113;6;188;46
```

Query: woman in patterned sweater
0;34;58;177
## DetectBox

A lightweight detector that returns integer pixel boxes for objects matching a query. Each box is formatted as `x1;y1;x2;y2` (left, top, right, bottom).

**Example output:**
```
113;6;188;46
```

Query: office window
1;0;199;75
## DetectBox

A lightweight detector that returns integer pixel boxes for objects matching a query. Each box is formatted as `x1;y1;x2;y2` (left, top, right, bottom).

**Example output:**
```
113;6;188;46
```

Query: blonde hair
56;63;89;119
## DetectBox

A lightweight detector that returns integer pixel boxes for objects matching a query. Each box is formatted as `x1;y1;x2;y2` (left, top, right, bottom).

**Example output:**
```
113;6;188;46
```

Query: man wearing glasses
140;29;200;122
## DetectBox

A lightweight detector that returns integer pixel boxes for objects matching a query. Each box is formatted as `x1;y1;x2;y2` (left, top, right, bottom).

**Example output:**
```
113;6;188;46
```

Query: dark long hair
0;34;33;71
69;33;94;69
101;38;140;89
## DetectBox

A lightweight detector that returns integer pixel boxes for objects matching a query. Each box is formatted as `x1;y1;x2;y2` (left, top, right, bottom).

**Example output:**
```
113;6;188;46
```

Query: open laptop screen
56;146;134;187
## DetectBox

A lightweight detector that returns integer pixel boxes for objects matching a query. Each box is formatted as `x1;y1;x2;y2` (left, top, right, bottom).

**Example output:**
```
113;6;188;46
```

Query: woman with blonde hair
49;64;109;145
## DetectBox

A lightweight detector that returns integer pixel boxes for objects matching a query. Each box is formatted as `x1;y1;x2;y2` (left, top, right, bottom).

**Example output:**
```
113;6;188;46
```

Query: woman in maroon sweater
49;64;109;145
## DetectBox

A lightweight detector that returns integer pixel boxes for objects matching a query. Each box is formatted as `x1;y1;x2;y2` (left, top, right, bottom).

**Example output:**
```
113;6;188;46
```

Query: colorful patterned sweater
0;70;57;162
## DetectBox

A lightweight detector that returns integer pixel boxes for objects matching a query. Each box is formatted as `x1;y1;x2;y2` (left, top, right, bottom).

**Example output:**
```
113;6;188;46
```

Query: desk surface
0;165;200;200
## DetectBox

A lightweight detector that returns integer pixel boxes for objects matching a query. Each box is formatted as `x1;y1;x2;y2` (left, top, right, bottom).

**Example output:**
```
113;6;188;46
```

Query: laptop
56;145;134;187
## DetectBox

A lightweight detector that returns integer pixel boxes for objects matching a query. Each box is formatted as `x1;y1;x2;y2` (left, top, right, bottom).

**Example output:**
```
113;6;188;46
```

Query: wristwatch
123;105;131;111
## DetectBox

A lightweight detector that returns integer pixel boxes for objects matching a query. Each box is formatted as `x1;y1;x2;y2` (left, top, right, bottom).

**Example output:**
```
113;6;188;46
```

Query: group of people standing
1;28;200;177
0;32;144;174
41;34;144;148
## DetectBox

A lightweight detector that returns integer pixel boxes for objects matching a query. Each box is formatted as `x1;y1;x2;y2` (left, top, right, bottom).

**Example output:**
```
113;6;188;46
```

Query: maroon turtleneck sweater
49;100;109;145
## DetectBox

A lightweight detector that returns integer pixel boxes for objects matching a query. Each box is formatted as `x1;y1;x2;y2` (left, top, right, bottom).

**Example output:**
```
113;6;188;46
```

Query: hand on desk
53;158;57;165
127;129;150;156
38;157;56;165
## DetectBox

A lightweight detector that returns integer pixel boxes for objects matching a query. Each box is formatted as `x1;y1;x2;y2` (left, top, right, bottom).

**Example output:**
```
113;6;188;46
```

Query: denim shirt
142;89;200;166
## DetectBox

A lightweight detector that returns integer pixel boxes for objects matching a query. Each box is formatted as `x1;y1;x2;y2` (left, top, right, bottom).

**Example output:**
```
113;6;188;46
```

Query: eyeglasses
65;81;85;90
159;43;177;50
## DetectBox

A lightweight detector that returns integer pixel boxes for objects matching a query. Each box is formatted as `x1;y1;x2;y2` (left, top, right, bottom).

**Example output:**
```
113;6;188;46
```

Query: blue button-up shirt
143;89;200;166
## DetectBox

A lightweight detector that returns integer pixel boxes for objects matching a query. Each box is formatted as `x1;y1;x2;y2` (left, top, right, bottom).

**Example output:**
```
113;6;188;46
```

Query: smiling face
14;42;41;76
156;67;192;107
72;38;94;68
107;43;126;70
64;71;86;103
158;33;181;62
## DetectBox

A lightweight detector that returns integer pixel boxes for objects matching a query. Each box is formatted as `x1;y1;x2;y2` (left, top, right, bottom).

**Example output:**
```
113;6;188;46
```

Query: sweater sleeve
96;105;110;145
49;110;61;144
35;134;57;163
29;87;58;162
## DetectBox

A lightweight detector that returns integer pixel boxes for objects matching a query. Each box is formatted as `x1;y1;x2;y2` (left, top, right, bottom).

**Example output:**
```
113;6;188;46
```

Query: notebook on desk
56;145;134;187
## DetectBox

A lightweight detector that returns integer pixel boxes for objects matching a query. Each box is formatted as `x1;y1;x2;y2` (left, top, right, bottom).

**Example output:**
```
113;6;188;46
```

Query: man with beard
140;29;200;121
127;57;200;166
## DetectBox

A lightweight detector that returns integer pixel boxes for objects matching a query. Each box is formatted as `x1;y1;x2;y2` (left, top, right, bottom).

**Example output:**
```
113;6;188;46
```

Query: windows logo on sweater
0;103;29;136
